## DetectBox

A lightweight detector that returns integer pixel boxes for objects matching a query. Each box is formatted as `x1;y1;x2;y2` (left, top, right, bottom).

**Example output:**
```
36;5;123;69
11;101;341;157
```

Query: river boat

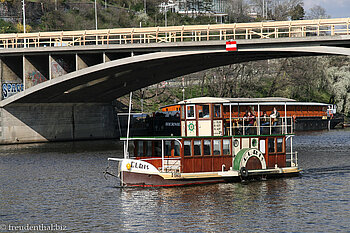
107;97;300;187
159;97;343;131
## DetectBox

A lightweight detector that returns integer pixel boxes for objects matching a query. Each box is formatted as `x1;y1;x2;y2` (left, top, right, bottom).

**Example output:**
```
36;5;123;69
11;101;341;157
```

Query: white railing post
161;140;165;172
257;104;260;135
229;104;232;136
284;103;287;134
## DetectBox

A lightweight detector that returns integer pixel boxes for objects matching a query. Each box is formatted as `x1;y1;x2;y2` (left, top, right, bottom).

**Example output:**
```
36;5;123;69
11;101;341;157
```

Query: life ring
240;167;249;179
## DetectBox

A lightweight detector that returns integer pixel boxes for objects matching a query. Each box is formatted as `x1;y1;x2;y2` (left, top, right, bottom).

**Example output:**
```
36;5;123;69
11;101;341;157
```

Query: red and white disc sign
226;41;237;51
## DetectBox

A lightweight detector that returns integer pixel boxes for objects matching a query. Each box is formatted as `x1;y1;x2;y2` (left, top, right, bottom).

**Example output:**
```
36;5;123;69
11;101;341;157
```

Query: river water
1;129;350;232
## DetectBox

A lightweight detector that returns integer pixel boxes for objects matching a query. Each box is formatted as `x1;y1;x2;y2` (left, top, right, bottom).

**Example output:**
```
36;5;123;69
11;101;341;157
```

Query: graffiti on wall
27;71;46;85
51;58;70;78
2;83;24;99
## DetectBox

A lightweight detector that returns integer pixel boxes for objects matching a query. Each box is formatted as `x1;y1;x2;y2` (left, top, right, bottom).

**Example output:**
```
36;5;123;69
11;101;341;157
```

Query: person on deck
243;110;255;134
270;107;280;133
270;107;280;125
260;111;269;134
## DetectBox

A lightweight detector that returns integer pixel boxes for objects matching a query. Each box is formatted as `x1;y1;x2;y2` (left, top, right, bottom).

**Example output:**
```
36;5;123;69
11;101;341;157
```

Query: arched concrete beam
1;45;350;106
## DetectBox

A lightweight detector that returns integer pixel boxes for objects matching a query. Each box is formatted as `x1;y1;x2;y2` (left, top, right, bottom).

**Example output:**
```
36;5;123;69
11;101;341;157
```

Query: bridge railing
0;18;349;49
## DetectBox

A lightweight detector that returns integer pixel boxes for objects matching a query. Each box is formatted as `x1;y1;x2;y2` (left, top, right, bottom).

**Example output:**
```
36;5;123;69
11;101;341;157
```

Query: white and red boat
106;97;300;187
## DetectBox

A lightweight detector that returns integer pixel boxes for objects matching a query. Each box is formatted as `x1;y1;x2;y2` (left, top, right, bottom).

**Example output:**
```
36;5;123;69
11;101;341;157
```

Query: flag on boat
226;41;237;51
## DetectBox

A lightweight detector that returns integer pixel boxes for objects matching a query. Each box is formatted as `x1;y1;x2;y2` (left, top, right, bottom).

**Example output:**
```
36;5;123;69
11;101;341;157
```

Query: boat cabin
125;97;296;174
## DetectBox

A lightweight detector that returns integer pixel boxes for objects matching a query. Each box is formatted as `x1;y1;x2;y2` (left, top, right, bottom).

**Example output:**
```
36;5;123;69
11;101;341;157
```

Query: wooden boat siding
131;135;287;173
180;136;286;173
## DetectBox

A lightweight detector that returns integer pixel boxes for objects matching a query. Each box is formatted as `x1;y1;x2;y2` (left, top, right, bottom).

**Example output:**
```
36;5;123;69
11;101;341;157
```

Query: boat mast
125;92;133;159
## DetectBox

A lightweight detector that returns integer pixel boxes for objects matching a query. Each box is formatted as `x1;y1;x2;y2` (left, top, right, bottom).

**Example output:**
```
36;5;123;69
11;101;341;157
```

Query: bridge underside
0;49;333;105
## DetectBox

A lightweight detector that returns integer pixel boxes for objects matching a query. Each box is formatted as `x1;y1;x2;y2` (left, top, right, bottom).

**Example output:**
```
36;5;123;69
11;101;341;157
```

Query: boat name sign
241;149;266;169
122;159;159;174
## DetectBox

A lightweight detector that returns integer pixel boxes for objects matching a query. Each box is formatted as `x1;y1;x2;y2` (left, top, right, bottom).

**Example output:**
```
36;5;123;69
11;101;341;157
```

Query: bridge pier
0;103;116;144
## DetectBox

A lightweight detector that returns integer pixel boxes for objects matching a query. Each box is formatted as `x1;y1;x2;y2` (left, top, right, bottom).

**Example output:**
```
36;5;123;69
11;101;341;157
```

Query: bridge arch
2;43;350;107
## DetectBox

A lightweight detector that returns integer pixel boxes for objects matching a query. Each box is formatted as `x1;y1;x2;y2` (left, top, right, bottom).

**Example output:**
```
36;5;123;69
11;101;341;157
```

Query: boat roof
178;97;231;104
177;97;329;106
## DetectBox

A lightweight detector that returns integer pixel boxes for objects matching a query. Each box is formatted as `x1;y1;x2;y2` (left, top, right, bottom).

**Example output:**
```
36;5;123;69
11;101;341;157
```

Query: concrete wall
0;103;116;144
0;56;23;99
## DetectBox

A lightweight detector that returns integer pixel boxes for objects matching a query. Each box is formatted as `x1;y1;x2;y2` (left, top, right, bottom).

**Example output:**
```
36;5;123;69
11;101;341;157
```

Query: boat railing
226;116;294;136
286;151;298;167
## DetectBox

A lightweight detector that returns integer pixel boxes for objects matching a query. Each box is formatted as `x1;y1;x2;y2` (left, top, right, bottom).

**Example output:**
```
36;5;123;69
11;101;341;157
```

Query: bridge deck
0;18;349;49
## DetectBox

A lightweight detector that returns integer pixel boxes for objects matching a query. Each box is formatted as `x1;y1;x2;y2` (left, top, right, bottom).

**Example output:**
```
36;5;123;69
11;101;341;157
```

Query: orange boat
160;97;342;131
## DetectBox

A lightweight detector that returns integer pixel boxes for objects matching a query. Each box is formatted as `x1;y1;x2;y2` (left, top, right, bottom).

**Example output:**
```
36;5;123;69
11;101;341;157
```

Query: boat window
154;141;161;157
268;138;275;153
146;141;152;156
137;141;144;156
193;140;202;156
165;141;172;157
203;140;211;155
174;141;181;157
214;104;221;118
213;139;221;155
186;105;195;119
223;139;230;155
184;141;192;156
277;138;283;152
181;105;185;119
198;104;210;119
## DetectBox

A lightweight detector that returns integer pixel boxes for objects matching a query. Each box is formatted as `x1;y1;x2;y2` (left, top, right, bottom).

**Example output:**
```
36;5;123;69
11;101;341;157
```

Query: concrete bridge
0;18;350;144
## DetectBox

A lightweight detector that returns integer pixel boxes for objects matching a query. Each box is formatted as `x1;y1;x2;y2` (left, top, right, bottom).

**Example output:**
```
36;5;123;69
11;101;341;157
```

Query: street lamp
160;1;175;27
22;0;26;47
94;0;98;30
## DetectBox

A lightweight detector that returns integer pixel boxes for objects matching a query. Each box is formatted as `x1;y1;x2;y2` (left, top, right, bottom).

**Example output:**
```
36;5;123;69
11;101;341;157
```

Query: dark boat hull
295;117;343;131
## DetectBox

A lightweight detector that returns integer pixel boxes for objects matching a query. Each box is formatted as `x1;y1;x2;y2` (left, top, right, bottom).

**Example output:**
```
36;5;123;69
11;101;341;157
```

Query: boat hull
122;171;232;187
121;168;300;187
295;117;343;131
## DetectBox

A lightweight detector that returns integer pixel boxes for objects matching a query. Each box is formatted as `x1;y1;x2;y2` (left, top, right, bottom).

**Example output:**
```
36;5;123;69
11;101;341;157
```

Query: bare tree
305;5;329;19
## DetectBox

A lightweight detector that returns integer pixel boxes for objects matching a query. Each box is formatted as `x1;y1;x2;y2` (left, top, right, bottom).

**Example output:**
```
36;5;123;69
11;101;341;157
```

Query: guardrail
226;116;294;136
0;18;349;49
286;152;298;167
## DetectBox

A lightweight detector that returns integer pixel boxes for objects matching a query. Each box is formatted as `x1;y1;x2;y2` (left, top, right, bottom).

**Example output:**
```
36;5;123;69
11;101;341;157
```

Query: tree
306;5;329;19
290;4;304;20
0;19;17;33
326;65;350;116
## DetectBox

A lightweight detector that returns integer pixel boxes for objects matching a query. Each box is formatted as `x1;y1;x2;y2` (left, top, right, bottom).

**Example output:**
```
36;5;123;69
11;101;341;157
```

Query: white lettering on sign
165;122;181;127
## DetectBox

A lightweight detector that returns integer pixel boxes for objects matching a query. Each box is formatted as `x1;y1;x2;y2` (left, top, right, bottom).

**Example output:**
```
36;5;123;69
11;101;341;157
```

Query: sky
303;0;350;18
